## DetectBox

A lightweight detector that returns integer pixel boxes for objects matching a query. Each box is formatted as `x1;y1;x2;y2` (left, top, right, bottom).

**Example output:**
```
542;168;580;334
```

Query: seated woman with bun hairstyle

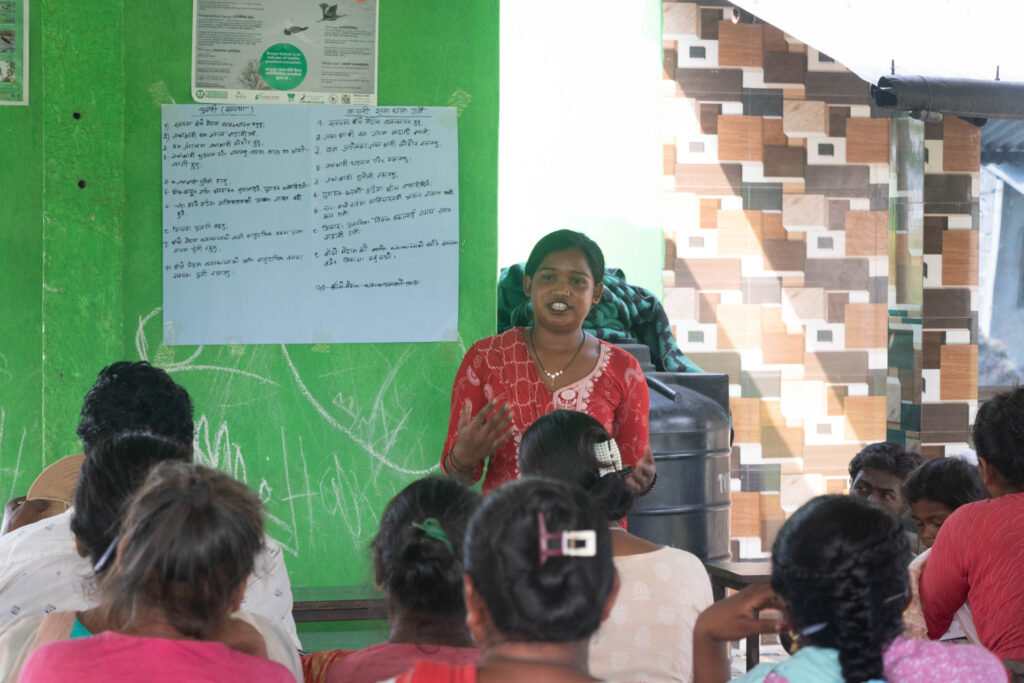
18;462;294;683
519;409;712;683
386;477;620;683
327;476;481;683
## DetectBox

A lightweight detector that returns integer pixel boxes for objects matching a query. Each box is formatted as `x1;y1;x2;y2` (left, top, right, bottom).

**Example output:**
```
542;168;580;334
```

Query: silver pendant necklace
529;328;586;389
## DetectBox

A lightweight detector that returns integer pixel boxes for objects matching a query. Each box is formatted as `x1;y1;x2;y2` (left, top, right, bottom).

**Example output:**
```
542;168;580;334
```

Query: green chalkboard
0;0;498;587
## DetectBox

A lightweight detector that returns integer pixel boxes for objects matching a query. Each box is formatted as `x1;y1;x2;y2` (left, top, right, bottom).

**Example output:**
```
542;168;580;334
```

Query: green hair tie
411;517;453;553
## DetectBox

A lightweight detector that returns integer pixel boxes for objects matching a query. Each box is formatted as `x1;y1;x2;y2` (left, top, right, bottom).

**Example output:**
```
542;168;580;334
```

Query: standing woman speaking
441;230;653;495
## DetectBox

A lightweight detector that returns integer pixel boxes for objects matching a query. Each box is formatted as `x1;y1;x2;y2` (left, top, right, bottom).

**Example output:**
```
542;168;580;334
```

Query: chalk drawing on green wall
134;305;446;564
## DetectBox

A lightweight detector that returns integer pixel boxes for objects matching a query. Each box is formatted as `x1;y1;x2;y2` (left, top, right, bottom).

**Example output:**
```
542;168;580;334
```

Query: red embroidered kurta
920;492;1024;659
442;328;649;495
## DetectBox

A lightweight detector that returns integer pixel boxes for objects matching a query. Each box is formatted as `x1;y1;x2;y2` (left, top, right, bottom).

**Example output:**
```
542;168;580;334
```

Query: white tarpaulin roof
729;0;1024;84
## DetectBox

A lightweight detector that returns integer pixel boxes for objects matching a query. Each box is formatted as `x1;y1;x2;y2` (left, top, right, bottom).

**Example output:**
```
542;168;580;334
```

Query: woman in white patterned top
519;410;713;683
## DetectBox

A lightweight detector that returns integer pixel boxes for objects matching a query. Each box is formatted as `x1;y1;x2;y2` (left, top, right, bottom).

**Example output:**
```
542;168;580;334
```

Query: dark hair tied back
771;496;908;683
98;462;264;640
373;476;481;616
519;410;636;521
465;478;614;643
71;431;192;573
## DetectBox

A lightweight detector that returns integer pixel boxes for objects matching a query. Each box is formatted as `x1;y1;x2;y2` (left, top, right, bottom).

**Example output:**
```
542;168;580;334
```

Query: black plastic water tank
618;343;732;562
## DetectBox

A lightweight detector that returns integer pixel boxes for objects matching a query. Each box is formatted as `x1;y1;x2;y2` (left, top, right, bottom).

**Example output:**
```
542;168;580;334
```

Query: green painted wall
0;0;43;500
1;0;499;587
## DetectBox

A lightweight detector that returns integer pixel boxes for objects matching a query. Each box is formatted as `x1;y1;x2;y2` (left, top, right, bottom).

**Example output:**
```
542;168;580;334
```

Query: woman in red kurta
440;230;651;495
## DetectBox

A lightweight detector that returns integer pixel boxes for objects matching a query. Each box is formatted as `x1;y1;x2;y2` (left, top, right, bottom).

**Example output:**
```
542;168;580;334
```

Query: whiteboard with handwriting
161;104;459;345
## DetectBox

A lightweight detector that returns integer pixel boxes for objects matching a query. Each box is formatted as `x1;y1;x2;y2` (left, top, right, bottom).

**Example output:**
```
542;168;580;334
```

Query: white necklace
529;328;586;389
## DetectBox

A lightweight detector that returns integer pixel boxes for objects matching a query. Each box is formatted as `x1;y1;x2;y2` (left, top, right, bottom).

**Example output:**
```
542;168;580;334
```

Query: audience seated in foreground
901;456;988;643
693;495;1005;683
921;387;1024;660
326;476;481;683
384;477;619;683
848;442;924;561
0;432;300;681
18;462;294;683
519;409;712;683
0;361;299;647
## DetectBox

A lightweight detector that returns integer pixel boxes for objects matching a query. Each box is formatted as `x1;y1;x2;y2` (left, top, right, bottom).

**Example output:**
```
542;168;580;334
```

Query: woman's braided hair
771;495;909;683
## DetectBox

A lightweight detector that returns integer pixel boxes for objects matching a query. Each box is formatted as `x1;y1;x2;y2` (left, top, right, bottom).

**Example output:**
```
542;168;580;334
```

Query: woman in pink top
440;230;653;496
327;477;481;683
20;462;292;683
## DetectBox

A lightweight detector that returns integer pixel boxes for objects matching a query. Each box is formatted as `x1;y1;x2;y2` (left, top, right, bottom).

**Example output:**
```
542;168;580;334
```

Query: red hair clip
537;512;597;567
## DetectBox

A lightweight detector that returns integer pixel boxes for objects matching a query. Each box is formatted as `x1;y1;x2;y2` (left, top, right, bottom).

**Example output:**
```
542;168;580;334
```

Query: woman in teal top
692;496;1005;683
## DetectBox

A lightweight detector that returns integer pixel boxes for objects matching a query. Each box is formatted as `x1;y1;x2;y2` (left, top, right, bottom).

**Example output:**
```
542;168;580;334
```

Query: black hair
372;476;481;616
848;442;922;482
71;431;192;573
76;361;194;451
903;457;988;510
771;495;908;683
465;477;614;643
98;462;264;640
973;387;1024;488
518;410;635;521
524;230;605;283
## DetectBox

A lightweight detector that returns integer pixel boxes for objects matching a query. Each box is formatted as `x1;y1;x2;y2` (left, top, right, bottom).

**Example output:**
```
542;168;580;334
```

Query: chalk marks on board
136;307;280;387
133;305;442;560
0;407;28;501
281;344;435;476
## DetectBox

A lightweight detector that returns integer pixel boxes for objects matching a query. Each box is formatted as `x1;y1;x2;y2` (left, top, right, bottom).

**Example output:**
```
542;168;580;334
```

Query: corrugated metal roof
986;163;1024;196
982;119;1024;164
728;0;1024;84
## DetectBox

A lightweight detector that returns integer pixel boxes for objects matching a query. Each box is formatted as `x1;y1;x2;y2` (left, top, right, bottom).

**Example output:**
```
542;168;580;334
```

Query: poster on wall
161;104;459;345
0;0;27;106
191;0;377;106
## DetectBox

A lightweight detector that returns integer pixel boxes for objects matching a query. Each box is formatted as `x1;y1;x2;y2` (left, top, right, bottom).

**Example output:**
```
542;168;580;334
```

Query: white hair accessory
593;439;623;477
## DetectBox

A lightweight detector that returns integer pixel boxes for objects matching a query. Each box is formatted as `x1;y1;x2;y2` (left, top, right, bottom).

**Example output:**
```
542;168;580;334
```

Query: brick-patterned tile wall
661;2;979;556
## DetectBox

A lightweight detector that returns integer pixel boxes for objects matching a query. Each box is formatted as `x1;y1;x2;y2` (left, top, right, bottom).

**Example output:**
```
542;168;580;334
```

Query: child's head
372;475;481;616
99;461;264;640
464;478;616;645
771;495;908;683
903;457;988;548
518;409;635;521
71;431;192;574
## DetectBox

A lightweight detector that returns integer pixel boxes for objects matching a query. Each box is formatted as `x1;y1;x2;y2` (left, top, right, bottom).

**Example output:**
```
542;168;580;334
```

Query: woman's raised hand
448;399;513;478
693;584;785;683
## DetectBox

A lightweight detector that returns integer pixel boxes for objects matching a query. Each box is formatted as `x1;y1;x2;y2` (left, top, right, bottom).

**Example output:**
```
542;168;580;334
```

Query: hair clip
537;512;596;567
800;622;828;636
593;439;623;477
93;535;118;573
882;590;909;604
411;517;454;553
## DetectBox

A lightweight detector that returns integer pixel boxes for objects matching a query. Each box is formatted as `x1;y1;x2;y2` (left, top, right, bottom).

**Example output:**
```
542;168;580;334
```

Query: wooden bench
292;585;387;623
704;559;773;671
